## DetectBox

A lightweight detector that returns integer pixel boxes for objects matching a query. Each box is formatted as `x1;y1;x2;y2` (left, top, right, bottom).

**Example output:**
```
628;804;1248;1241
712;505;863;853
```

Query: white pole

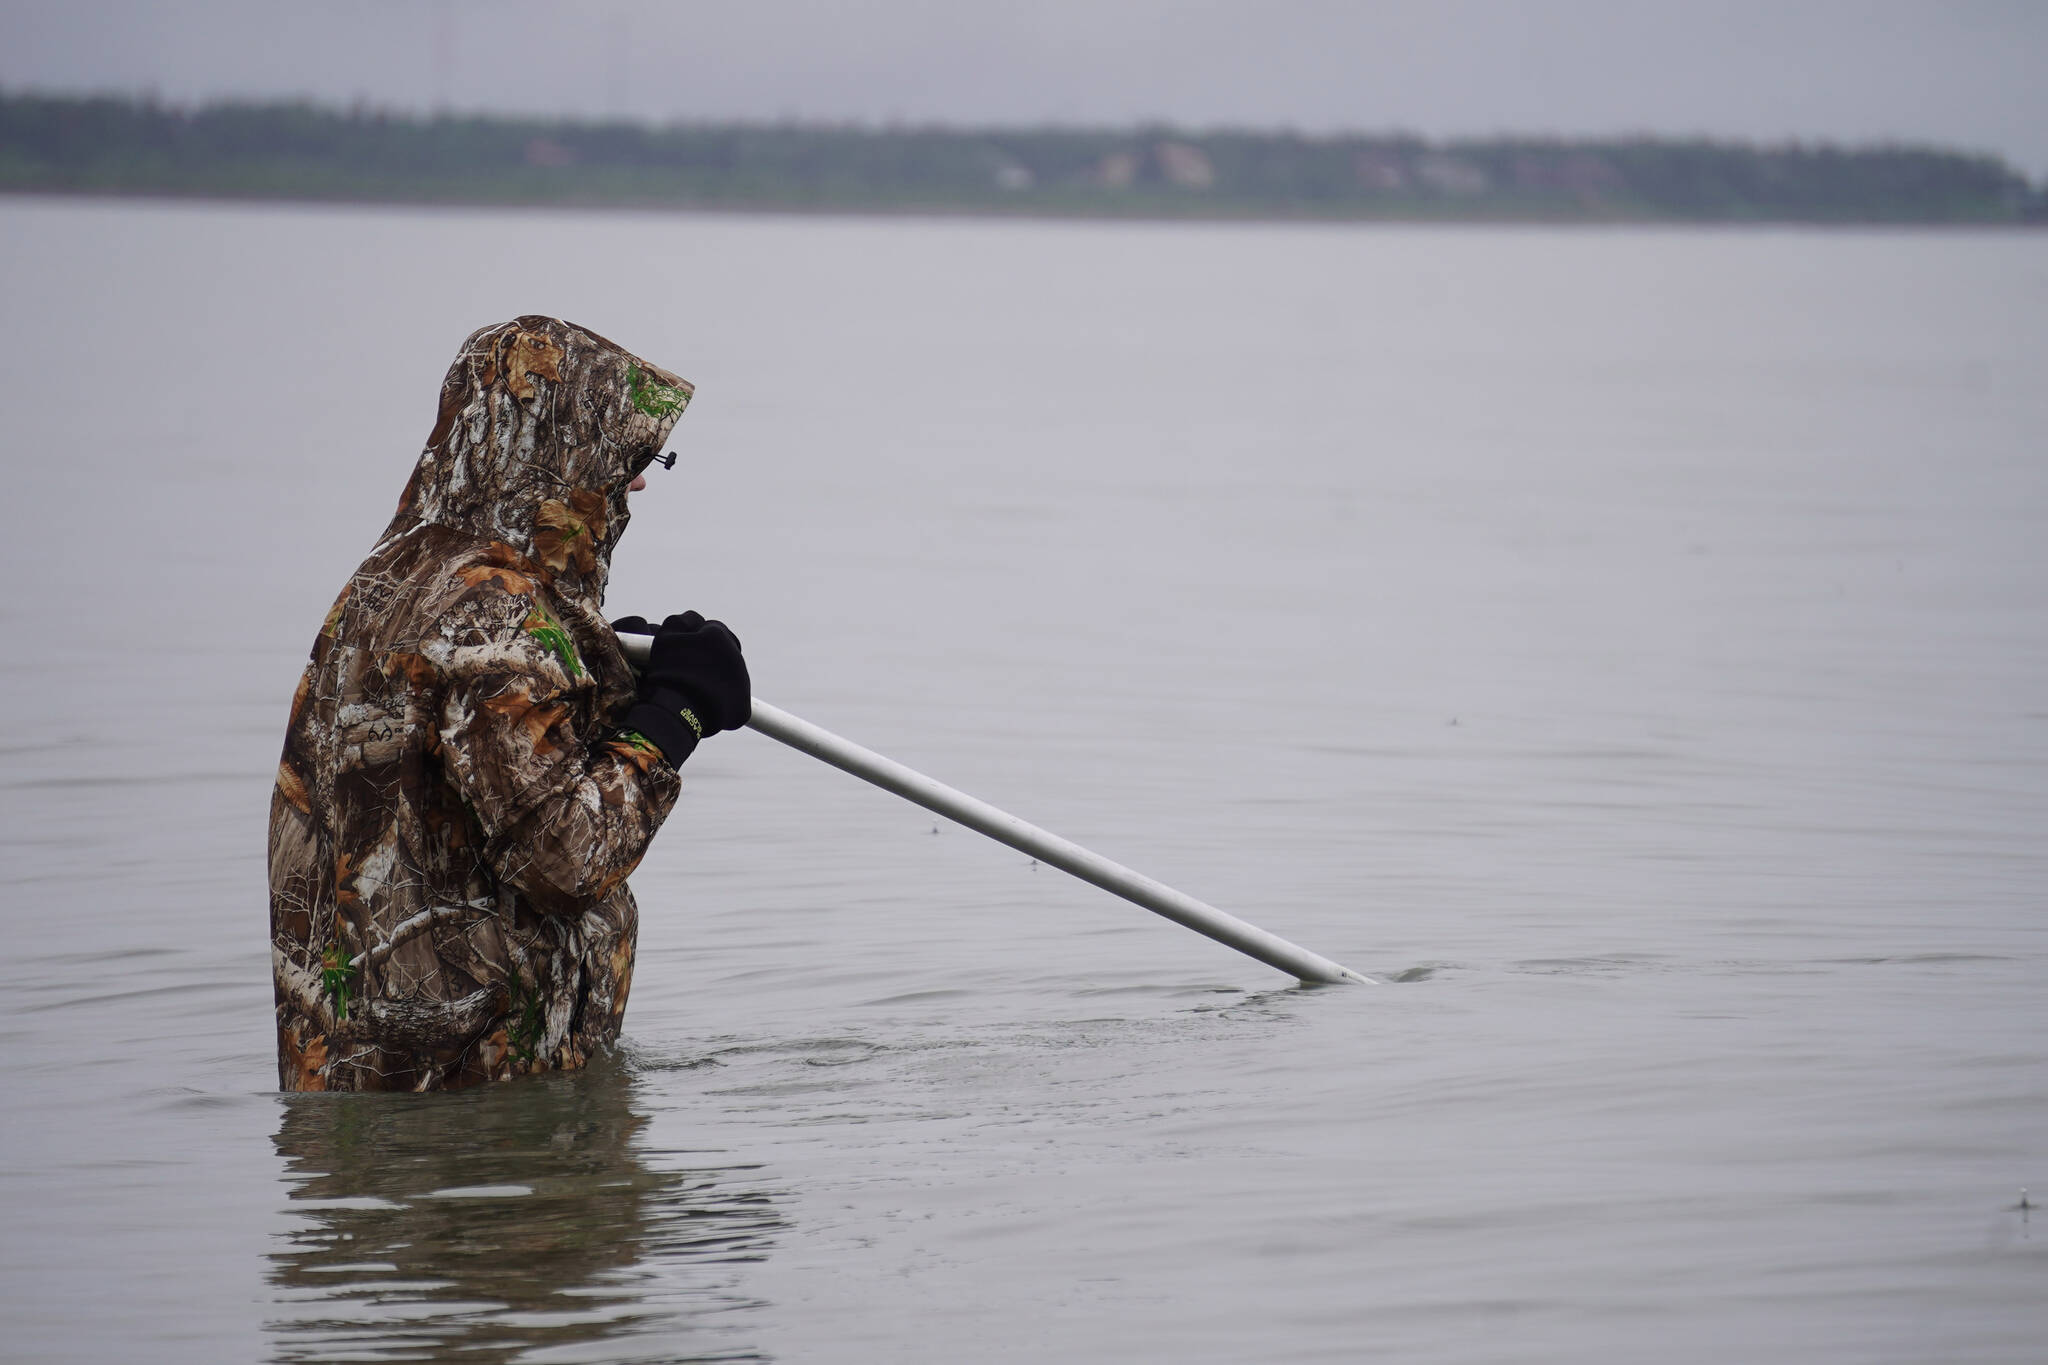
620;634;1371;986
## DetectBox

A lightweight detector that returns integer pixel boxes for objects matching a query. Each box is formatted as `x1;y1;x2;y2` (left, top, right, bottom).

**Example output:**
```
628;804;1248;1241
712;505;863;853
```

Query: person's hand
618;611;750;764
643;612;750;736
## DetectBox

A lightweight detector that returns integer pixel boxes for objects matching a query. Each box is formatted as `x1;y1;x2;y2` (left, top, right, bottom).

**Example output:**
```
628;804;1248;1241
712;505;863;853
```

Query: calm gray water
1;199;2044;1363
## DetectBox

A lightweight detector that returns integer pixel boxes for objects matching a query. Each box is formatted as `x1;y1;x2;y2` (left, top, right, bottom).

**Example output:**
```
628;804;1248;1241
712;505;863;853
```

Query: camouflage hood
382;315;694;616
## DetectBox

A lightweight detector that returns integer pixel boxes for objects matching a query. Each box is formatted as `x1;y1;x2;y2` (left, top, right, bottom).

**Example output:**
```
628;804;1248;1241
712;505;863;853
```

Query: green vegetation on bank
3;91;2040;224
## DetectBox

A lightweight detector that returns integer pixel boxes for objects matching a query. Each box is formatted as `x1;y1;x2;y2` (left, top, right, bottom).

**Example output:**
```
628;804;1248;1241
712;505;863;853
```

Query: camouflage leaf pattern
270;316;694;1092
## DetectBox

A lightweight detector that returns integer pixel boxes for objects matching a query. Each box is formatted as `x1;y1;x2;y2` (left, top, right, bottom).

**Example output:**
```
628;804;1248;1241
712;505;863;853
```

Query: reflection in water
266;1059;781;1363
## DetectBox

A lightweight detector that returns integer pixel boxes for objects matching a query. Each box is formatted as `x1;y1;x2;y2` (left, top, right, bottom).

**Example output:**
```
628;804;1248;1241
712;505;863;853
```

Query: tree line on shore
3;91;2039;224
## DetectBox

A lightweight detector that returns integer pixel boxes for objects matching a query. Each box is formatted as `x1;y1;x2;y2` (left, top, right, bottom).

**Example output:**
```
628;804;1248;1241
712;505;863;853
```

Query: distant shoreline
12;185;2048;233
6;92;2042;227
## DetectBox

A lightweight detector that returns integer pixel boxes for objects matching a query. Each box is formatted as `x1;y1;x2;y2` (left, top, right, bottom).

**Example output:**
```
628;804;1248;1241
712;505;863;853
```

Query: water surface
1;200;2044;1362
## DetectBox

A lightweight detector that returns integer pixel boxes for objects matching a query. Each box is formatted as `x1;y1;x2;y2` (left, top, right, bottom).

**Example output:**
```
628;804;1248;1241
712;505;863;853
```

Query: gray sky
7;1;2046;175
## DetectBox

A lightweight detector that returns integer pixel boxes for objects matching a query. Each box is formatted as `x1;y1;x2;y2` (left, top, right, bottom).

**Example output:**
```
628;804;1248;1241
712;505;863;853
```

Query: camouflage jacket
270;316;694;1092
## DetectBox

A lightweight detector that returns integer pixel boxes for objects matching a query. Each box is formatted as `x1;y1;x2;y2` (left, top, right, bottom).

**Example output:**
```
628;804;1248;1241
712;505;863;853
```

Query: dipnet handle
619;632;1370;986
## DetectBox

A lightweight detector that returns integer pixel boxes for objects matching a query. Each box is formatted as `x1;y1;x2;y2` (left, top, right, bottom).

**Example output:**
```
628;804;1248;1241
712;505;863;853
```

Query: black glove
616;611;750;765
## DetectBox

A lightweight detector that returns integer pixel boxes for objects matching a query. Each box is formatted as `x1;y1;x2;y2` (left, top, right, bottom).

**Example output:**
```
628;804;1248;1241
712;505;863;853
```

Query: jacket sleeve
435;603;683;915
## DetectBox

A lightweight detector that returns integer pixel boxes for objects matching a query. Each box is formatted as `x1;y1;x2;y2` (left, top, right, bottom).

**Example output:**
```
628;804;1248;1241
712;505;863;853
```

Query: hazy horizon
5;0;2046;177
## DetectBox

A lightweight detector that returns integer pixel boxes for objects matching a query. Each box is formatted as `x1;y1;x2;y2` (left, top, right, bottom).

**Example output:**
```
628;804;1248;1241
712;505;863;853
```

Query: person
268;316;749;1092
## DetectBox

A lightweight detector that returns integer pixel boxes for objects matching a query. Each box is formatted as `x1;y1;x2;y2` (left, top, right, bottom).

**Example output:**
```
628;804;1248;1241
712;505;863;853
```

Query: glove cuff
622;694;700;766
